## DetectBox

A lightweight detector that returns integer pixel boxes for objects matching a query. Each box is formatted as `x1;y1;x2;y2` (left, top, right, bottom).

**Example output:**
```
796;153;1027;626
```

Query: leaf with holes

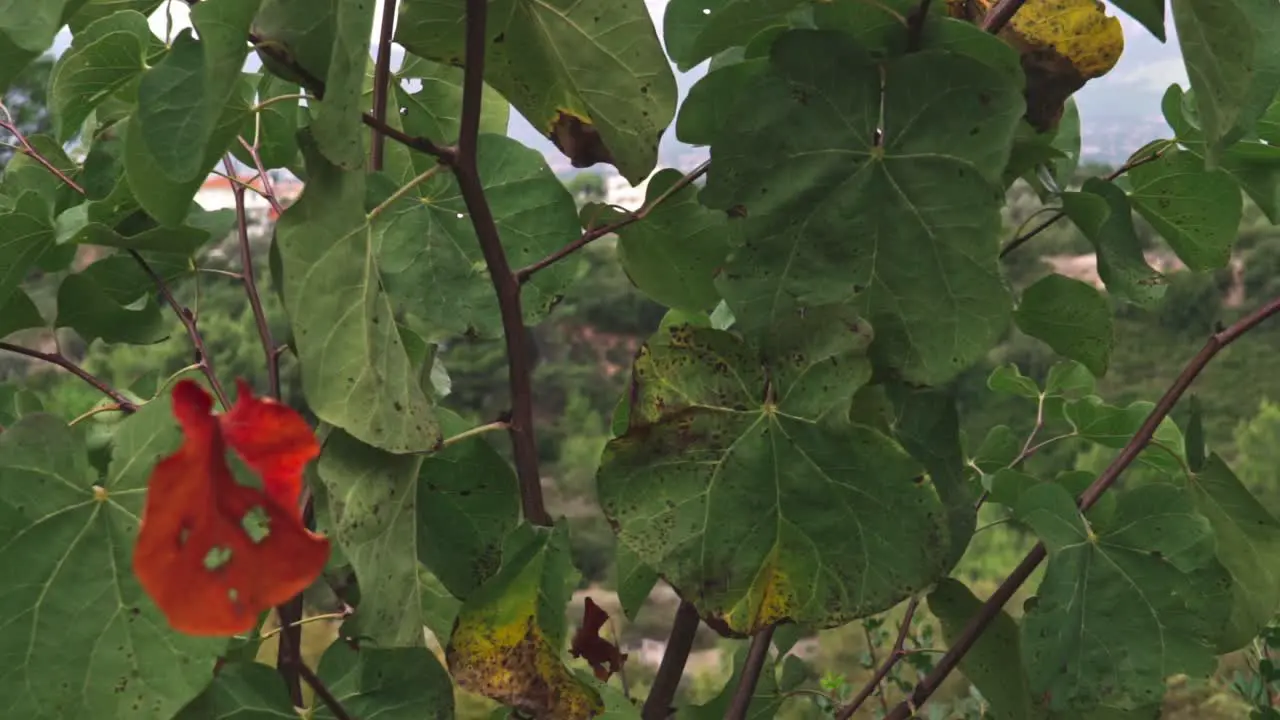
599;311;954;636
447;523;603;720
1016;482;1230;711
133;379;330;636
0;401;223;719
372;134;581;340
396;0;676;183
700;30;1023;384
276;132;440;453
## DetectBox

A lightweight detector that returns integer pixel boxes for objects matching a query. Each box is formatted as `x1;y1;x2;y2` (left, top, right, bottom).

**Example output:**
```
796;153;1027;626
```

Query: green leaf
396;0;677;183
50;11;154;141
1014;274;1114;377
0;289;44;340
663;0;803;71
308;0;374;169
124;74;253;227
447;523;603;720
615;544;659;622
1064;396;1187;475
972;424;1022;473
1126;149;1243;270
1016;482;1229;711
397;54;510;143
372;134;581;340
599;315;953;634
930;579;1041;720
702;31;1023;384
315;643;455;719
585;168;730;313
1186;455;1280;652
1046;360;1097;400
417;409;520;599
54;253;169;345
0;402;224;719
276;132;439;453
1184;395;1206;472
56;204;232;253
317;430;430;648
0;193;57;308
172;662;297;719
0;0;70;53
676;59;767;147
1061;180;1167;308
1111;0;1167;40
987;468;1040;508
988;363;1041;399
418;567;461;643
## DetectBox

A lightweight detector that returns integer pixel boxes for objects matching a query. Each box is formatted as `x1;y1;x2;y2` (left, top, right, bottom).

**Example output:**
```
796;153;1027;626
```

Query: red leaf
569;597;628;682
133;380;330;636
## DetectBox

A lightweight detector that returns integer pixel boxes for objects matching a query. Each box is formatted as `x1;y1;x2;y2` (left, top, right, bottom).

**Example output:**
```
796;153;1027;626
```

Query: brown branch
370;0;399;170
906;0;934;52
128;250;231;409
237;138;285;215
835;597;921;720
979;0;1029;33
222;157;279;399
999;143;1170;259
455;0;550;525
642;601;701;720
0;342;137;412
515;160;711;283
883;293;1280;720
725;624;777;720
0;120;86;194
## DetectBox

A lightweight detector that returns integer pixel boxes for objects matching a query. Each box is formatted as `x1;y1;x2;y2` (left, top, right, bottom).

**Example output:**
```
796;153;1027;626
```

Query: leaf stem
370;0;399;170
835;597;921;720
236;138;286;216
905;0;934;52
366;164;442;221
223;156;280;399
642;600;702;720
515;160;711;283
725;624;777;720
68;403;129;426
883;292;1280;719
439;420;510;449
0;342;137;411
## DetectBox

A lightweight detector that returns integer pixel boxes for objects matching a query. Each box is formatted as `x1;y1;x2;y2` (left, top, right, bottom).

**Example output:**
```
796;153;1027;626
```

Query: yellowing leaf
949;0;1124;129
446;524;603;720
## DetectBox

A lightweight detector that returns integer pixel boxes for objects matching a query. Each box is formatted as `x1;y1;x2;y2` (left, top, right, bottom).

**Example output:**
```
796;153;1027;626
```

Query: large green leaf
317;430;429;648
68;0;165;31
311;0;374;169
1186;455;1280;652
615;544;659;622
1126;149;1243;270
0;400;224;719
930;579;1041;720
663;0;803;71
584;168;730;313
54;261;168;345
446;523;602;720
417;409;520;599
1014;274;1114;377
396;0;677;183
700;31;1023;384
396;53;510;145
136;0;262;182
50;11;155;141
171;662;297;719
1016;482;1229;712
372;134;580;340
0;0;71;53
1063;396;1187;475
276;133;439;453
315;643;455;719
1061;179;1167;308
599;313;953;635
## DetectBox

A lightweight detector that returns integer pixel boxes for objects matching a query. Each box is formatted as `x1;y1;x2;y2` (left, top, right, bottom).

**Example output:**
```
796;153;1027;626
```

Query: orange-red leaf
133;379;330;636
569;597;628;682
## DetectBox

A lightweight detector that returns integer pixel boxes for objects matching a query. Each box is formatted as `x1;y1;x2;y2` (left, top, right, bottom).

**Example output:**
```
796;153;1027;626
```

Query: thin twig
273;611;350;718
370;0;399;170
0;342;137;411
223;157;279;399
454;0;550;525
999;143;1171;259
725;624;777;720
836;598;921;720
515;160;711;282
129;250;231;409
643;601;701;720
884;293;1280;719
68;403;129;426
979;0;1029;33
861;623;891;714
237;137;285;215
0;120;86;194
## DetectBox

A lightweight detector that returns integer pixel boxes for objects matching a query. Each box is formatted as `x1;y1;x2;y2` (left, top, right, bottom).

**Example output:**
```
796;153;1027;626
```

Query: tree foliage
1;0;1279;719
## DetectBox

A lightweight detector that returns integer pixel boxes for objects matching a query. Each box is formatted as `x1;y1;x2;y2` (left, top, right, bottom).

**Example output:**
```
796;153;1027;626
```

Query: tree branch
642;601;702;720
222;157;279;399
835;597;921;720
370;0;399;170
0;342;136;412
979;0;1029;33
455;0;550;525
883;293;1280;719
906;0;934;52
725;624;777;720
516;160;710;283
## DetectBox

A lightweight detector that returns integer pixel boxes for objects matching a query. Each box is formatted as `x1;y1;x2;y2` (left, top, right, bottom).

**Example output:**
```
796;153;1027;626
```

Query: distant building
194;171;304;220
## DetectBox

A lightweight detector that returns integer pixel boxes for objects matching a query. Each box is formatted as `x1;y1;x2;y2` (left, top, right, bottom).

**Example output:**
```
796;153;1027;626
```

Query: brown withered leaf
569;597;628;682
